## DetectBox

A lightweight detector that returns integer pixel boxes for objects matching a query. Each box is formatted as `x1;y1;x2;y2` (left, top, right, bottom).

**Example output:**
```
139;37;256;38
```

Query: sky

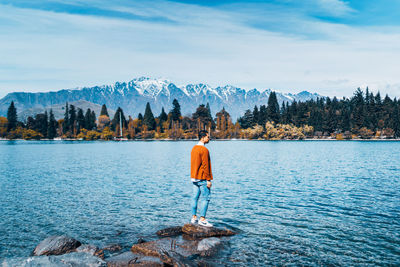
0;0;400;99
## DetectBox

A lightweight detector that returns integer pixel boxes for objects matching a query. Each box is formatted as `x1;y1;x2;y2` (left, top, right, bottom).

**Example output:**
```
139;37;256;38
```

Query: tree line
1;88;399;140
237;88;400;139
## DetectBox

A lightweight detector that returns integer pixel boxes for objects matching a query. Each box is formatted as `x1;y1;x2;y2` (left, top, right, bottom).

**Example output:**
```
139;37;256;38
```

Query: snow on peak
184;83;215;96
129;77;171;97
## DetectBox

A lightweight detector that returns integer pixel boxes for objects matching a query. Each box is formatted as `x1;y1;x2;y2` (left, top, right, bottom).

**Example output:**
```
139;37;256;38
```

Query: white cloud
314;0;355;17
0;1;399;100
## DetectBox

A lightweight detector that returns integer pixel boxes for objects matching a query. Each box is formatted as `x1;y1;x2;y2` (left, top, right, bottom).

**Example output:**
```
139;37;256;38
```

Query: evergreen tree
69;104;77;133
111;107;127;131
393;100;400;137
26;116;35;130
47;109;57;139
238;109;254;129
280;102;290;125
76;108;85;133
382;94;393;129
259;105;267;126
266;91;280;123
34;112;48;137
288;100;298;125
171;99;181;121
192;104;212;130
100;104;109;117
138;113;143;121
7;101;17;131
252;105;259;125
206;103;212;120
205;103;216;129
91;110;96;130
143;102;156;130
159;107;168;123
84;109;93;130
62;102;69;134
350;88;365;130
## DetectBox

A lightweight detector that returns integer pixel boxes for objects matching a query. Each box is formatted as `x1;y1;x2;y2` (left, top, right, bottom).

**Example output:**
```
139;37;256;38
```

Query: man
190;130;213;227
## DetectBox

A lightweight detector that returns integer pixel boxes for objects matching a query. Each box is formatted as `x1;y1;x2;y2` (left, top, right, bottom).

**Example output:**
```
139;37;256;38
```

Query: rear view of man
190;130;213;227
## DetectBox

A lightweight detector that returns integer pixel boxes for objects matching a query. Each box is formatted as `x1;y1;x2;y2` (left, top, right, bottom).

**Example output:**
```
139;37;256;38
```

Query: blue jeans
191;180;211;218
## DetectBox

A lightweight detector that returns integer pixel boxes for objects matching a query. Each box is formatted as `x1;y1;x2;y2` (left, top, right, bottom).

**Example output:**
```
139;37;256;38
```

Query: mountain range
0;77;322;120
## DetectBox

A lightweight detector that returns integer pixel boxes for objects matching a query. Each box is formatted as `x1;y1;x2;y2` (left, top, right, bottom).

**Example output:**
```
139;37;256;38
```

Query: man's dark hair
198;130;208;140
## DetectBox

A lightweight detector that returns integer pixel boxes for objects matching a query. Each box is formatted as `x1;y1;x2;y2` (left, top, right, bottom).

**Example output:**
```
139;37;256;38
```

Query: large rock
182;224;235;239
2;252;106;266
156;226;183;237
106;251;163;267
32;235;81;256
131;236;222;266
131;237;192;265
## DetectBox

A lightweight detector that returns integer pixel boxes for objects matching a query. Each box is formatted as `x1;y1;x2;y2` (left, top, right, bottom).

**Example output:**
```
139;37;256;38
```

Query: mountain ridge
0;77;322;120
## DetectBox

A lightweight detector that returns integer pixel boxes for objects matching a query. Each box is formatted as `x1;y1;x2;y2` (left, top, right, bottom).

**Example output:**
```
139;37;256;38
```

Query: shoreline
1;138;400;142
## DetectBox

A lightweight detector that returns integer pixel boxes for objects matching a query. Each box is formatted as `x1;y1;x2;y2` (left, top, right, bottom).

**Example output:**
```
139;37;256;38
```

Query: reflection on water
0;140;399;265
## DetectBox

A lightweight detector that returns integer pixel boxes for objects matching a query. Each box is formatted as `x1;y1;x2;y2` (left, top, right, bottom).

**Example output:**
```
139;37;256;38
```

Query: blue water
0;140;399;266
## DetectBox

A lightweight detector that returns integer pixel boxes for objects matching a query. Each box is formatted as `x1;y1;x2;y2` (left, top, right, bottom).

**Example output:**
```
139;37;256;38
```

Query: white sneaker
191;217;198;224
198;219;213;227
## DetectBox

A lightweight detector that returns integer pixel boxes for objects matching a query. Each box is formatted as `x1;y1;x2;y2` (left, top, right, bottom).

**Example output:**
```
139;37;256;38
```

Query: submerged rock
76;244;105;259
106;251;163;267
2;252;106;267
156;226;183;237
32;235;81;256
182;224;235;238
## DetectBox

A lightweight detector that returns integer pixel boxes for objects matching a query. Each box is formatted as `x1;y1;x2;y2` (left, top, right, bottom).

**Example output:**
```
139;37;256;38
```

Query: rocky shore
2;224;236;267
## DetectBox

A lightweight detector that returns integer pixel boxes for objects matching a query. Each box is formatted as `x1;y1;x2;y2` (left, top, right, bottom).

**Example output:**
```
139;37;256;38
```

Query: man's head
198;130;210;144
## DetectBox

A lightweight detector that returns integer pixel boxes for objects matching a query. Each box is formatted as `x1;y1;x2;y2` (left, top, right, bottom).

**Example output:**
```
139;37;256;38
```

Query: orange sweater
191;145;213;180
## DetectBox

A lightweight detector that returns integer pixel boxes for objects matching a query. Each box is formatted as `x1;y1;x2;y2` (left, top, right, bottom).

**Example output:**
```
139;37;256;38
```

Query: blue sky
0;0;400;98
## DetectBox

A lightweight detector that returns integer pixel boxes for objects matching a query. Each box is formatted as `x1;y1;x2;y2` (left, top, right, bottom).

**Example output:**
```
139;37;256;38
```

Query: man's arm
200;149;213;182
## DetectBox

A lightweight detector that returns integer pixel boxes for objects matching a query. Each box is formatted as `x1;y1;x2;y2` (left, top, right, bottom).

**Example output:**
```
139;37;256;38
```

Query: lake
0;140;399;266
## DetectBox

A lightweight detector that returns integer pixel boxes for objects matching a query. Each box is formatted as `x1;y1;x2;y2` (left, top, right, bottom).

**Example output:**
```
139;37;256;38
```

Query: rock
182;224;235;239
130;235;223;266
137;238;146;244
2;252;106;266
102;244;122;252
106;251;163;267
156;226;183;237
32;235;82;256
197;238;221;257
131;237;197;265
76;244;105;259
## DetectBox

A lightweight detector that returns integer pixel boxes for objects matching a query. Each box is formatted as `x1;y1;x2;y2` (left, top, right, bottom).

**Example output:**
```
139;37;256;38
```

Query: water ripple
1;140;400;266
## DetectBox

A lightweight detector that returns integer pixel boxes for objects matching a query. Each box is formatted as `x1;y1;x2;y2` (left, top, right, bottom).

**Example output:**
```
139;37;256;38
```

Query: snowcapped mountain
0;77;322;120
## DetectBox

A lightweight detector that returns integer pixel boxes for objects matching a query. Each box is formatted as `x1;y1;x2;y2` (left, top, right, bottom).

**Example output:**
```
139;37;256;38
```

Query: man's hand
207;180;212;188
